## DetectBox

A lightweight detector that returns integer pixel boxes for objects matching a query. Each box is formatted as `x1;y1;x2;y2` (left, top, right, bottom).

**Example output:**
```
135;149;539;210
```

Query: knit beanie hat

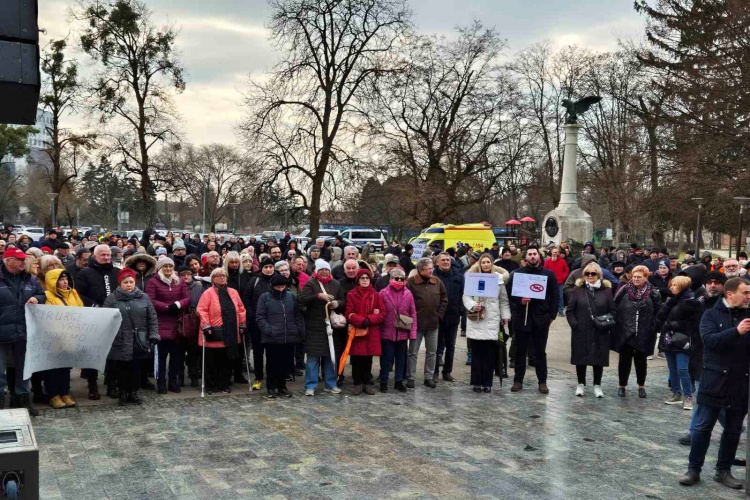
156;257;175;273
172;239;186;251
117;268;137;284
314;259;331;272
260;257;274;268
270;273;289;287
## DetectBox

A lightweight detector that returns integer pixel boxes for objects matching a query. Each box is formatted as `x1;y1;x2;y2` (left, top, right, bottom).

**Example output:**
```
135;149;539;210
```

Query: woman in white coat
463;253;511;393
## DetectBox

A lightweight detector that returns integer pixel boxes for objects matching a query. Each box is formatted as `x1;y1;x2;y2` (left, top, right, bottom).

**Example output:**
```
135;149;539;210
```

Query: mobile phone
478;280;485;292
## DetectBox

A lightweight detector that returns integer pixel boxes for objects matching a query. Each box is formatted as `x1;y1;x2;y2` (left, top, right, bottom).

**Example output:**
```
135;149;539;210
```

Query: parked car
322;236;363;253
18;226;45;242
261;230;285;243
338;228;388;251
297;228;339;250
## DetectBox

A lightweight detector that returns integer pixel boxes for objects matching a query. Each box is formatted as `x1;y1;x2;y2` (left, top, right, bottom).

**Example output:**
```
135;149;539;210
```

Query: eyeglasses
359;276;371;281
392;277;406;282
584;272;598;277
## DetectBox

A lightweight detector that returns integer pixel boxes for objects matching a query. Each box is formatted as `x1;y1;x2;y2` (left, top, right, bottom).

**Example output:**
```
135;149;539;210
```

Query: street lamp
691;198;704;258
733;197;750;258
113;198;125;232
230;202;240;234
46;192;58;227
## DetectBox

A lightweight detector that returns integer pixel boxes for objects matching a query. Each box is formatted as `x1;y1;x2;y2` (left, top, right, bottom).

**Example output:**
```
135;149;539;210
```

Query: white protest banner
464;273;501;298
510;273;549;300
23;304;122;379
410;241;428;260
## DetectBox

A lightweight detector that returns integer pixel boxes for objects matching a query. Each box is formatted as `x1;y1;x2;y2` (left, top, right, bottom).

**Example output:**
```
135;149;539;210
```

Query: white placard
411;241;428;259
510;273;549;300
23;304;122;379
464;272;501;298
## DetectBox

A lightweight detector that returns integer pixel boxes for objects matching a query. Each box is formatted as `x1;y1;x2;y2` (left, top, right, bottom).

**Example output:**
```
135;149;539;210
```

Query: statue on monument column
561;96;602;124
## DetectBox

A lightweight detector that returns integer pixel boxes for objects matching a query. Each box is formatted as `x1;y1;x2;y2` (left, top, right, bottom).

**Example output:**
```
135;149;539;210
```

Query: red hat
356;268;373;281
117;268;137;284
3;248;27;260
41;246;53;254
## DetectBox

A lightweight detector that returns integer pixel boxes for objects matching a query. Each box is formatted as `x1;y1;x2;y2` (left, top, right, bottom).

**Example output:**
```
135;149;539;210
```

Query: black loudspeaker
0;0;40;125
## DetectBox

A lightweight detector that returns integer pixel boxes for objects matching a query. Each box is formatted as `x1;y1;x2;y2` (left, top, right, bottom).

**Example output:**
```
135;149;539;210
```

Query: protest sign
23;304;122;379
510;273;549;300
464;273;501;298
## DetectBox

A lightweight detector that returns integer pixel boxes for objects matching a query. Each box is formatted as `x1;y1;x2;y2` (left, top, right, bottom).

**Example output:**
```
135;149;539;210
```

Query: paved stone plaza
31;326;746;500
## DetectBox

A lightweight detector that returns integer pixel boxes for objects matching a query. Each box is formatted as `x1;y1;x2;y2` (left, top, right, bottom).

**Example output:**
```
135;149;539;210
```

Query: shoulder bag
585;288;616;330
126;303;151;355
320;281;347;328
386;293;413;331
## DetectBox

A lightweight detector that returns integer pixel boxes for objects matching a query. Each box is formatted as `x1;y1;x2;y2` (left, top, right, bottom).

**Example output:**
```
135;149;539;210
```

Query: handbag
466;298;485;321
668;331;691;350
125;307;150;355
396;314;413;331
321;282;347;328
204;326;224;342
585;288;616;330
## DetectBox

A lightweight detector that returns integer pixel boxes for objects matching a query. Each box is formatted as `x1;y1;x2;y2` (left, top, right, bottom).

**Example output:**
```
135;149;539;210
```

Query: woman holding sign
462;254;511;393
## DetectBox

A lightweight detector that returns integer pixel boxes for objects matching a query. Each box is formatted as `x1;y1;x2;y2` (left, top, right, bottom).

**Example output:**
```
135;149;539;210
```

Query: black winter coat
74;258;119;306
227;269;253;296
506;265;559;333
0;265;45;343
697;300;750;409
566;281;616;366
255;290;305;345
612;284;662;355
656;290;702;355
243;273;273;325
298;278;345;356
649;273;673;301
434;267;465;318
104;287;159;361
689;294;721;380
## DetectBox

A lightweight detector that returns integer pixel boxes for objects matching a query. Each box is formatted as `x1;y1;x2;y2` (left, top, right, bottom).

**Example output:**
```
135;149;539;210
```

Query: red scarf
313;272;333;285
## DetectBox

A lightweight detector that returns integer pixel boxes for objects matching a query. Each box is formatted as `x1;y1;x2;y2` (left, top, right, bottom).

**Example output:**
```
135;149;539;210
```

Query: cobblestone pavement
30;329;747;499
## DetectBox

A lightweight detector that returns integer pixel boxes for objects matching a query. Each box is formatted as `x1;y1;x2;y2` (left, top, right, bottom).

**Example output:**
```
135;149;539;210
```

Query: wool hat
658;259;670;268
177;265;192;275
84;241;99;251
356;267;373;282
703;271;727;284
470;251;480;261
156;247;167;256
581;254;597;267
314;259;331;272
172;239;186;251
156;257;174;272
3;247;26;260
611;260;626;269
110;246;122;255
270;273;289;287
385;255;399;265
702;251;712;259
40;246;52;254
260;257;274;268
117;268;137;284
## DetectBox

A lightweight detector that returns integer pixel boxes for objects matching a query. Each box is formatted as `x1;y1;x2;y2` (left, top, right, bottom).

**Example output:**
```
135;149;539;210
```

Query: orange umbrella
337;324;369;376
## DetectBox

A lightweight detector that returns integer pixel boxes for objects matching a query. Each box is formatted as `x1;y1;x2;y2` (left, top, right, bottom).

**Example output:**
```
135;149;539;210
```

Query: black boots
168;377;181;393
18;394;39;417
157;380;168;394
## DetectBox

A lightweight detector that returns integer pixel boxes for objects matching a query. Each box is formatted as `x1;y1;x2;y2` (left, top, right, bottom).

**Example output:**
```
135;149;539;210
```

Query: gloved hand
168;302;180;314
149;337;159;345
361;318;370;328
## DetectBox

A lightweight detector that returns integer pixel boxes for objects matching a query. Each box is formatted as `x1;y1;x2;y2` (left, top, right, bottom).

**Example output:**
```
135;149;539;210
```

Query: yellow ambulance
408;223;497;259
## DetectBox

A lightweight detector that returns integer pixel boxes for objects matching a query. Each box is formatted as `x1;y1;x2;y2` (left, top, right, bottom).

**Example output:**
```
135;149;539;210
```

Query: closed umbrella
324;302;337;373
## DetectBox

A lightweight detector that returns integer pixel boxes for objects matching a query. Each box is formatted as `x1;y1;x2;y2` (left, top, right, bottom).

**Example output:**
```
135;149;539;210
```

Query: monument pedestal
541;123;593;246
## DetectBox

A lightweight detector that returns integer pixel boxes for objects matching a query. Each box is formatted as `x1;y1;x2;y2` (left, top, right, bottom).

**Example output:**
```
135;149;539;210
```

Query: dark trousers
689;403;748;473
186;344;201;380
265;343;294;390
44;368;71;397
380;340;408;384
113;360;142;394
157;339;184;384
250;326;265;381
576;365;603;385
205;347;230;390
351;355;373;386
233;337;248;379
512;326;549;384
509;333;536;362
618;344;648;386
470;340;497;387
436;315;460;376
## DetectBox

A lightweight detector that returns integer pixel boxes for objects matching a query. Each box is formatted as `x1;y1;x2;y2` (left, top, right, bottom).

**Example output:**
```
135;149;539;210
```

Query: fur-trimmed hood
575;278;612;288
124;253;157;275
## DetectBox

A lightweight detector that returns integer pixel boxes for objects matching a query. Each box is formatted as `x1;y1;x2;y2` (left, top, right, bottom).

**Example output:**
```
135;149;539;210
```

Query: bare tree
75;0;185;226
241;0;411;237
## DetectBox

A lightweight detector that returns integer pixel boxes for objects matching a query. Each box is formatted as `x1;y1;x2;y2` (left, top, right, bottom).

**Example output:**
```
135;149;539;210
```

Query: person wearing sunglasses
566;263;616;398
378;267;417;392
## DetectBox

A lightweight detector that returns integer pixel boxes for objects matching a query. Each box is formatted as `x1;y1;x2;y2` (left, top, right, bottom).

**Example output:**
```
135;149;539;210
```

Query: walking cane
201;333;206;398
153;343;159;386
242;333;251;394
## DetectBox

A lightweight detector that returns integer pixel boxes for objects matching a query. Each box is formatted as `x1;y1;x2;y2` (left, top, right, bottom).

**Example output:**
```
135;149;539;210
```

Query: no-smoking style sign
511;274;549;300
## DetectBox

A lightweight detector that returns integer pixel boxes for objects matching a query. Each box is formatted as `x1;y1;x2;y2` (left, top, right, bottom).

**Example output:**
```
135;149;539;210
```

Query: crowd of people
0;226;748;491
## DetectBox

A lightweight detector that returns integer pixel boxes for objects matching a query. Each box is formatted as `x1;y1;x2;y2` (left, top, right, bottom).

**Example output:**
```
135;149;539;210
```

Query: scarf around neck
216;286;238;358
313;272;333;284
626;280;652;301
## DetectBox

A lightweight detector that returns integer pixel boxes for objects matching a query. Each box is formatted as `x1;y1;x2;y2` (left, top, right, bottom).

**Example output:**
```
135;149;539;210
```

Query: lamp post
691;198;704;258
113;198;125;232
733;197;750;258
46;192;58;227
229;202;240;234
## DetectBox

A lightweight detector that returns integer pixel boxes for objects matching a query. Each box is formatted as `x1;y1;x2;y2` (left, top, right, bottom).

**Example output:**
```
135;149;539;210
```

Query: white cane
242;333;251;394
201;332;206;398
153;343;159;385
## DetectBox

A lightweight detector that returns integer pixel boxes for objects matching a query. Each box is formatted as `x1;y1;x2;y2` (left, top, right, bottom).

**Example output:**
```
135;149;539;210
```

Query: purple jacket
378;284;418;341
145;272;190;341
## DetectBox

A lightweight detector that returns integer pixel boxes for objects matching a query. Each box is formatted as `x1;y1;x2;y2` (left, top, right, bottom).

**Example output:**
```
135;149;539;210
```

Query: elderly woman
345;268;386;395
299;259;345;396
145;257;190;394
196;267;247;394
38;255;63;291
104;268;159;405
566;262;616;398
256;274;305;399
275;261;300;296
463;253;510;393
613;265;662;398
378;267;417;393
244;258;275;390
43;269;84;409
656;276;702;410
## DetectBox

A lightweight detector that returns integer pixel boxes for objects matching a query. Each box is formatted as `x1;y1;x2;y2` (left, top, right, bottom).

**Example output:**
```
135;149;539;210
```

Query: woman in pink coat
378;267;417;393
196;267;247;394
345;268;386;396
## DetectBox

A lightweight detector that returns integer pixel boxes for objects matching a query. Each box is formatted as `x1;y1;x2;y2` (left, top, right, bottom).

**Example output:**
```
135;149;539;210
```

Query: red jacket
145;272;190;340
544;257;569;285
345;286;386;356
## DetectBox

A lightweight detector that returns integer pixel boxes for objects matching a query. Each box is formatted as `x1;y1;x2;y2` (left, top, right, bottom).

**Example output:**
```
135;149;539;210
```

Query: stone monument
541;96;600;247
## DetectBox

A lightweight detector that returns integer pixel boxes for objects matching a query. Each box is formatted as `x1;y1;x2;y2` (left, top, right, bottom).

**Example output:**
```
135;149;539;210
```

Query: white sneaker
305;389;315;396
647;356;654;360
594;385;604;398
575;384;585;397
324;387;342;394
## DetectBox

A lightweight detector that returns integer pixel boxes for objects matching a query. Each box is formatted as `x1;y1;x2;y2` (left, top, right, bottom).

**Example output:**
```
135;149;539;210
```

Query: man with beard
506;247;559;394
722;259;741;279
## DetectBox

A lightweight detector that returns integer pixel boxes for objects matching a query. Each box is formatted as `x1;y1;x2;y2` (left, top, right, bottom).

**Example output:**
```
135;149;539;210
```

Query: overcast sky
39;0;644;146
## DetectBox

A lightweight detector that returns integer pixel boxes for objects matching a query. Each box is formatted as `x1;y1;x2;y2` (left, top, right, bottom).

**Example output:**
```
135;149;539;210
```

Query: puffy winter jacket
462;270;511;341
123;253;157;291
145;271;190;341
345;286;386;356
434;266;465;318
506;264;559;333
255;290;305;345
196;286;247;348
543;257;569;285
298;278;344;356
611;283;662;355
566;280;616;366
44;269;84;307
75;258;119;306
379;284;418;342
104;287;159;361
0;264;46;343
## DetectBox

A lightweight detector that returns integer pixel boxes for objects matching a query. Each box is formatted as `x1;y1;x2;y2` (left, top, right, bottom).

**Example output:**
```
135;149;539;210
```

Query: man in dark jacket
406;257;448;388
680;278;750;489
497;247;520;273
375;256;399;291
506;247;559;394
39;228;62;251
399;244;416;275
433;252;464;382
66;248;90;284
0;247;45;415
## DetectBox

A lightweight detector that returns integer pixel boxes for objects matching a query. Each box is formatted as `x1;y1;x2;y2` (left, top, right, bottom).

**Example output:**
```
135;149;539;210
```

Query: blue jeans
664;351;691;397
689;403;747;473
0;341;30;395
305;355;337;390
380;339;408;384
558;284;564;314
687;381;726;435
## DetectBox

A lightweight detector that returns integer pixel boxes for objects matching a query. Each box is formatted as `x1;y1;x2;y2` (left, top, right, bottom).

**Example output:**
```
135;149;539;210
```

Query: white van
339;229;388;251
